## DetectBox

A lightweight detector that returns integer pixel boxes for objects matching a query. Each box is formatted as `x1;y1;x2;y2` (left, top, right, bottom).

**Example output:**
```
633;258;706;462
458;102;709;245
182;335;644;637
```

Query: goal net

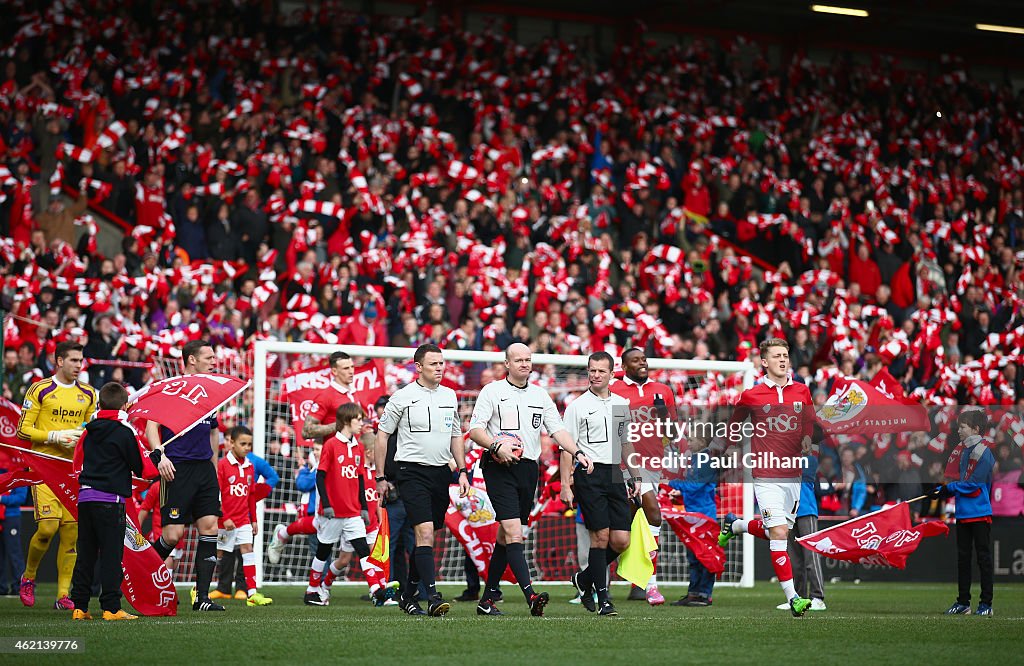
244;341;757;589
150;344;755;589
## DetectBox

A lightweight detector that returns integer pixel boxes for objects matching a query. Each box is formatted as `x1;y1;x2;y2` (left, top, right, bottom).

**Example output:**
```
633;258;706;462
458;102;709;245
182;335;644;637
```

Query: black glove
928;484;950;500
653;394;669;419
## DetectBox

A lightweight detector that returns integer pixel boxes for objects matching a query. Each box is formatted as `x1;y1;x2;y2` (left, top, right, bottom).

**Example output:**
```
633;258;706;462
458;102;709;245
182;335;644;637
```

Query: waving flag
0;443;177;615
797;502;948;569
659;499;726;574
127;373;250;439
617;509;658;587
817;377;929;435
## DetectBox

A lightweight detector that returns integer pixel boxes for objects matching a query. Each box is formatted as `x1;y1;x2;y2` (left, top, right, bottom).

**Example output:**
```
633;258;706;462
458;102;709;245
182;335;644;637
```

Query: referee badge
532;413;542;429
618;422;625;438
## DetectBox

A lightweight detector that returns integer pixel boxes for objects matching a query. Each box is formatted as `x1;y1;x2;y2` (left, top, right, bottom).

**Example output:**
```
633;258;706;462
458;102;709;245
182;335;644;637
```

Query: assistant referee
562;351;642;617
374;344;470;617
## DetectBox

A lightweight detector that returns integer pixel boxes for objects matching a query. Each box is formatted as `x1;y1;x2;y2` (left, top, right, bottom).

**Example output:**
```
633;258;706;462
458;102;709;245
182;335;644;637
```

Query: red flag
127;373;250;437
659;499;726;575
817;377;930;435
0;396;27;447
0;466;41;495
797;502;948;569
121;498;178;616
15;445;177;615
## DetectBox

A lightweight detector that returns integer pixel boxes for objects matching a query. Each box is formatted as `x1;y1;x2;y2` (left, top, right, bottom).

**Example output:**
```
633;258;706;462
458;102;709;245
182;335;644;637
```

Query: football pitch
0;582;1019;665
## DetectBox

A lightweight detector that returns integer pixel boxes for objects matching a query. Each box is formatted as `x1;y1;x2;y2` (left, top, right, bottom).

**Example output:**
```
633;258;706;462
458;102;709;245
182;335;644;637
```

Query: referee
374;344;470;617
467;343;593;617
562;351;641;617
146;340;225;612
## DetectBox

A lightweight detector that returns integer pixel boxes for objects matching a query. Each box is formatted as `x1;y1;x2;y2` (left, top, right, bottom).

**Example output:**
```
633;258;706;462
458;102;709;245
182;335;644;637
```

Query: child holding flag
69;382;142;621
668;436;717;607
934;410;995;616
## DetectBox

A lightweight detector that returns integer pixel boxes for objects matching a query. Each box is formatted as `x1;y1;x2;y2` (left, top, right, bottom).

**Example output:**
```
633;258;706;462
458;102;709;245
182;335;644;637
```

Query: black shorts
573;463;631;532
396;463;451;529
161;460;221;525
482;456;539;524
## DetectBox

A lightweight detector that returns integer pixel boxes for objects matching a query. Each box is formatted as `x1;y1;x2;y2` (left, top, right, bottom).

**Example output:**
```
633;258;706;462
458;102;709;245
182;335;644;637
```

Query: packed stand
1;1;1023;518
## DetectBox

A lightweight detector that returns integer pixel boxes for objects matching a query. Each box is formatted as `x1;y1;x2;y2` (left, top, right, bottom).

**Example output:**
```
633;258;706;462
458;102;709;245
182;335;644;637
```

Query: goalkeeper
15;341;97;610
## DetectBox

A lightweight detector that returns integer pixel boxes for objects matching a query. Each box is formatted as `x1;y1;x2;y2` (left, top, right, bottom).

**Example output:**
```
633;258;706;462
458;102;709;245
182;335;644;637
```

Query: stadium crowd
2;0;1024;521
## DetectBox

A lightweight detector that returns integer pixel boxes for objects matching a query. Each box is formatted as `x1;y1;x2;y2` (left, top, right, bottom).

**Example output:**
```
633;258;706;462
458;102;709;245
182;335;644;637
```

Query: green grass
0;582;1020;665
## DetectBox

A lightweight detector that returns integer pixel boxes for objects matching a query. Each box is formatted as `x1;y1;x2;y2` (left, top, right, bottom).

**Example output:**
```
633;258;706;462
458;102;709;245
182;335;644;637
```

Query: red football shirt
217;451;256;526
611;377;677;460
731;377;815;478
317;433;366;518
307;381;360;430
362;464;380;533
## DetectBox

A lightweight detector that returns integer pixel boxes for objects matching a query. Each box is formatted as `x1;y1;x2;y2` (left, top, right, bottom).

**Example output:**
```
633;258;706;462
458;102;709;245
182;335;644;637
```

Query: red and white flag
659;499;726;575
127;373;250;437
816;377;929;435
0;444;177;615
797;502;948;569
0;396;25;447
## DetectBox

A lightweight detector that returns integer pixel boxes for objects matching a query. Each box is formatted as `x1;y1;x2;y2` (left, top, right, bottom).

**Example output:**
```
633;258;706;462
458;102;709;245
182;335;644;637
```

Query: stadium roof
468;0;1024;69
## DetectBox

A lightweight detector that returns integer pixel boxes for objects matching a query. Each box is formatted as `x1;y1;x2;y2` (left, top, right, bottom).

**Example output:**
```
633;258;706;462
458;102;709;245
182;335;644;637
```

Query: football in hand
492;432;525;462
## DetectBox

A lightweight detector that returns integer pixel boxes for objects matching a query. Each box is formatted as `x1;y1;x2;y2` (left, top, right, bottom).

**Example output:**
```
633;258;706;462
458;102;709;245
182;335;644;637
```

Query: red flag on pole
3;444;177;615
797;502;948;569
127;373;250;436
659;499;726;575
816;377;930;435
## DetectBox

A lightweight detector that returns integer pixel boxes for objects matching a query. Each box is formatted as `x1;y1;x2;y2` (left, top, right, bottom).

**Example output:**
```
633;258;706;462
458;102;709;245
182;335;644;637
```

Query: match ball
492;431;525;462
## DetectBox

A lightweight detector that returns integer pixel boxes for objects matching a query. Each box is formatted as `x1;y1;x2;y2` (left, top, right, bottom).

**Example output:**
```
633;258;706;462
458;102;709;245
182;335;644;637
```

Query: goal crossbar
252;340;757;588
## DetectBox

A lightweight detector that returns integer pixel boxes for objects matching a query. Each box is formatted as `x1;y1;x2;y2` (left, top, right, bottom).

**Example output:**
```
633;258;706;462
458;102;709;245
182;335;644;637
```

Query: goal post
251;340;756;589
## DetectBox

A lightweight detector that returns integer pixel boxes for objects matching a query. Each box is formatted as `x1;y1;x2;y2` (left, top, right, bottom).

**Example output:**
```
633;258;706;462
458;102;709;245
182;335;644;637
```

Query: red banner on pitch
797;502;948;569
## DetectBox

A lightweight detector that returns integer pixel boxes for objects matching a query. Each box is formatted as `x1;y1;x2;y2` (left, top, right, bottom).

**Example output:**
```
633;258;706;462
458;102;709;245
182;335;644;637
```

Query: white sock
733;519;748;534
781;578;797;600
329;562;344;576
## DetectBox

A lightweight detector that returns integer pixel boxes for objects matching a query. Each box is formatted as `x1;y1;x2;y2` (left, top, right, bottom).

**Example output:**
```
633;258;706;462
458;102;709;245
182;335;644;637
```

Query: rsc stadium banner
280;360;387;449
817;375;929;436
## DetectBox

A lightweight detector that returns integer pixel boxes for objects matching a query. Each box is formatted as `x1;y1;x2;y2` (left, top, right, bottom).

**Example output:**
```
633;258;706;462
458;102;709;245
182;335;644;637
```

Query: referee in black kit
468;342;593;617
375;344;470;617
561;351;642;617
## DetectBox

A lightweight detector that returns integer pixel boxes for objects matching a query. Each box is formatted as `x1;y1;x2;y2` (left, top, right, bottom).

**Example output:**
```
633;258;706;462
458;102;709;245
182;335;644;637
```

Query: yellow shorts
32;484;76;524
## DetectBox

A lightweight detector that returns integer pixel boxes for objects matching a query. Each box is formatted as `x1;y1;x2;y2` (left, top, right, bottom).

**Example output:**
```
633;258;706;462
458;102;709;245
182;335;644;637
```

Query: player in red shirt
610;348;676;606
718;338;815;616
215;430;272;606
304;402;394;606
320;434;396;605
301;351;358;442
